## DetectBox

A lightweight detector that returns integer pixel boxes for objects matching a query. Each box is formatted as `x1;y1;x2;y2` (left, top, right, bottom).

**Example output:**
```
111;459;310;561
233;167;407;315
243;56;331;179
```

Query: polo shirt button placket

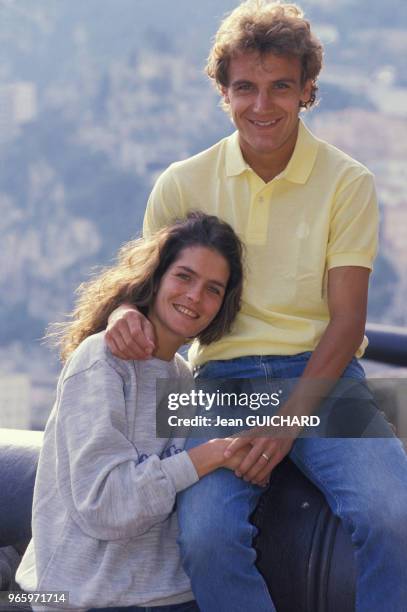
247;191;270;244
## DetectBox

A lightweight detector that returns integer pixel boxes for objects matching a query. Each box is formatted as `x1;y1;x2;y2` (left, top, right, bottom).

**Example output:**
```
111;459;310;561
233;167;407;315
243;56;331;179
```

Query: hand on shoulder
105;303;156;360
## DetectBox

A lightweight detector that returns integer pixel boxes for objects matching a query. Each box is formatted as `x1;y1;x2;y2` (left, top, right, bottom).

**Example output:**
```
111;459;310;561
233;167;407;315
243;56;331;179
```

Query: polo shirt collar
279;119;319;184
225;131;250;177
225;119;320;184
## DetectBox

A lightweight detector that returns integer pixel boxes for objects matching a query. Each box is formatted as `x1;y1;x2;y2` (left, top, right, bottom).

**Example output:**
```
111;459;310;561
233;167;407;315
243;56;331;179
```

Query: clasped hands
223;425;297;487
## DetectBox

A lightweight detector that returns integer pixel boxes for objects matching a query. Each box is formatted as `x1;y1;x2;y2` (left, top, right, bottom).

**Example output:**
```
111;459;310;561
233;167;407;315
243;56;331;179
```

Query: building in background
0;374;31;429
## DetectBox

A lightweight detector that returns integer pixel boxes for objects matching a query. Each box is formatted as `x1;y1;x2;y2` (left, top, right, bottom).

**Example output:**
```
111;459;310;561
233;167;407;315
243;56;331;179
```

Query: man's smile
248;118;282;128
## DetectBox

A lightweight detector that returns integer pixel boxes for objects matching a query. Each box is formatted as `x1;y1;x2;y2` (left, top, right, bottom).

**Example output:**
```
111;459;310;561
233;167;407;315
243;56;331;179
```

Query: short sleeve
327;171;379;271
143;165;187;237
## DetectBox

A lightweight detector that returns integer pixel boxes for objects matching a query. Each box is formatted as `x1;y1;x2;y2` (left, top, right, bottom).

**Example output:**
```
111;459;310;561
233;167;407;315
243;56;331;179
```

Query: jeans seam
260;356;269;383
290;447;342;516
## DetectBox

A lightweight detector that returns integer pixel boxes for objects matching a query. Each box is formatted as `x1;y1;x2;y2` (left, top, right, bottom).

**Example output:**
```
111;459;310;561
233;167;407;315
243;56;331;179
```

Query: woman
16;212;251;611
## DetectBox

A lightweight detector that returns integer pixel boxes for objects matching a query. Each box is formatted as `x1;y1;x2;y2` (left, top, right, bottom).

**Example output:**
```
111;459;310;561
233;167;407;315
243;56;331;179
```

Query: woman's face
149;245;230;347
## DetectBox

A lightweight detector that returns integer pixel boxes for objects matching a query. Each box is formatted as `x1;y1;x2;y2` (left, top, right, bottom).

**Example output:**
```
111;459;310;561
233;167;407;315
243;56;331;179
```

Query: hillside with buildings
0;0;406;428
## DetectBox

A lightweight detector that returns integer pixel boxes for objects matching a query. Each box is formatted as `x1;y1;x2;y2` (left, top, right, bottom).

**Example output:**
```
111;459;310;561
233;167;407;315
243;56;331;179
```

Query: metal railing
364;323;407;367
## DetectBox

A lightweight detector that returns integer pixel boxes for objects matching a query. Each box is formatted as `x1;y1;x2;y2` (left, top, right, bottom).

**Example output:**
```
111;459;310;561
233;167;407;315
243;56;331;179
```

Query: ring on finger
261;452;271;462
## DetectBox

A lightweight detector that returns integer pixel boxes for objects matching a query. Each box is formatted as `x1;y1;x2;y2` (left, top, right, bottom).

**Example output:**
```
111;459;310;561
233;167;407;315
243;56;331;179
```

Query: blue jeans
177;353;407;612
88;600;199;612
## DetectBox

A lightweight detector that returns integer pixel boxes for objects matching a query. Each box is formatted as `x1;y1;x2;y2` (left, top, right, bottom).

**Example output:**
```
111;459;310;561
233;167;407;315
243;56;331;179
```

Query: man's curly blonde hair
206;0;323;112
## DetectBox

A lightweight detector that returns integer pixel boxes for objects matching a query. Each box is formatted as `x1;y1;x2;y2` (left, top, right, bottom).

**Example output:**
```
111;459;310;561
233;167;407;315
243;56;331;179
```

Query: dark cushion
253;457;356;612
0;429;43;548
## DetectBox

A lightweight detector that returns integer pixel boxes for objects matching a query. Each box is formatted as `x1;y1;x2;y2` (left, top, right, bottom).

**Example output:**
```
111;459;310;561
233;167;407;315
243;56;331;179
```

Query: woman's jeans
177;353;407;612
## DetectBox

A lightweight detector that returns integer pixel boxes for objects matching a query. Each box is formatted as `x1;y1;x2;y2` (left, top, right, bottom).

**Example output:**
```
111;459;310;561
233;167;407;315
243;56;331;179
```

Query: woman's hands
105;304;156;360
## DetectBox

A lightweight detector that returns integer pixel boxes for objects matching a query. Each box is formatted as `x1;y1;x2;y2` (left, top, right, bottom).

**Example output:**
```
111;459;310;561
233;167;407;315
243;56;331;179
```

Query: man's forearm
279;315;365;421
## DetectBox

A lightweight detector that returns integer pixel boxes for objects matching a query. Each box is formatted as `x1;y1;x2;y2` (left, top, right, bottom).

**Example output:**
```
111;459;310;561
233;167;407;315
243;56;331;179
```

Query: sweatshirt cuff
161;450;199;493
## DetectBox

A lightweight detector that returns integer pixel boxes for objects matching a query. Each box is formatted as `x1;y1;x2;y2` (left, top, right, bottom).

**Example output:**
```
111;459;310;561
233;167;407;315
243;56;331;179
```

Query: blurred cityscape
0;0;406;430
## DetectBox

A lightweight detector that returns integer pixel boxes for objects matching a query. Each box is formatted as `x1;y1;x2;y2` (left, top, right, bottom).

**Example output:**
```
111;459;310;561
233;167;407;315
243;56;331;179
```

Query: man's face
221;51;312;166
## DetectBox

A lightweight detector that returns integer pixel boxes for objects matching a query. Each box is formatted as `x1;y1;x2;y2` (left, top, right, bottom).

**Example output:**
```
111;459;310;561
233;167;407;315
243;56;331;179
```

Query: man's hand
224;427;297;484
222;440;268;485
105;304;156;360
224;444;271;487
188;438;269;487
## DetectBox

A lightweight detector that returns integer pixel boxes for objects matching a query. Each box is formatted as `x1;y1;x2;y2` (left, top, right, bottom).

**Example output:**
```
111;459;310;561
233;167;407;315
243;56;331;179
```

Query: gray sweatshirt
16;332;198;610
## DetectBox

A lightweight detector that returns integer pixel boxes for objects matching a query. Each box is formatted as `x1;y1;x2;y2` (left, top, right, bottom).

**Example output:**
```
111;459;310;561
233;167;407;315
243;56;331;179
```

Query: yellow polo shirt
143;120;378;366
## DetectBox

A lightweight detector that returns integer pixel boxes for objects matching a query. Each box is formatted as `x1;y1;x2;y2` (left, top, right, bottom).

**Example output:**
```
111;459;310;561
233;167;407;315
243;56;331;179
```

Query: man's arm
106;304;156;360
225;265;370;484
106;166;186;360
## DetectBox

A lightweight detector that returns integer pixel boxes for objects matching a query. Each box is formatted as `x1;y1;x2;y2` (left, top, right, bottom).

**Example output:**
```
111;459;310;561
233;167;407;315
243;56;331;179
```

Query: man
106;2;407;611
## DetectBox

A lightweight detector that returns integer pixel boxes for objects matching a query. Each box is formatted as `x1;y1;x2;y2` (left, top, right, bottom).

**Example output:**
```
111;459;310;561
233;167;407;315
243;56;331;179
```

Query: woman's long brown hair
47;212;244;362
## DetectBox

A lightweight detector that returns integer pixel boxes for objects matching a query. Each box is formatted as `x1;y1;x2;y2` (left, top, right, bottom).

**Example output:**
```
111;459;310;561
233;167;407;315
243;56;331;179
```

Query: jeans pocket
343;357;366;380
169;601;199;612
195;358;246;380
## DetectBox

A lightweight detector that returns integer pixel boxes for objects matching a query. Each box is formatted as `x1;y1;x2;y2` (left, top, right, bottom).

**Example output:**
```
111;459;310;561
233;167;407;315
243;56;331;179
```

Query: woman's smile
173;303;200;319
